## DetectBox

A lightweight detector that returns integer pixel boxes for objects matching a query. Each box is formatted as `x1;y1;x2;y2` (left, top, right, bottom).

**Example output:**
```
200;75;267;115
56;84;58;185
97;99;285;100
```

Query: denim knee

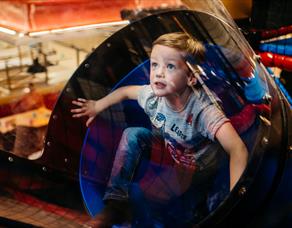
122;127;152;143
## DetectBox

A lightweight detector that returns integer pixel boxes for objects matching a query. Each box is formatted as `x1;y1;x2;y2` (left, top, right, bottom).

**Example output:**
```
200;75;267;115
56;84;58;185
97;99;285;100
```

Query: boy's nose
155;69;165;78
156;73;165;78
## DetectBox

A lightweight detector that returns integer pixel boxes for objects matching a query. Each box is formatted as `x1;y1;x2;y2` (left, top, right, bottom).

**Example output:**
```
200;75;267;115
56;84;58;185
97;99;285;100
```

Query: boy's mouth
154;81;166;89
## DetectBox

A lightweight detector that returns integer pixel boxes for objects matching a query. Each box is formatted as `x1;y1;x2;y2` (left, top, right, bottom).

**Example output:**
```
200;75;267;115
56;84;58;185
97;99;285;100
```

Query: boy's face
150;44;195;97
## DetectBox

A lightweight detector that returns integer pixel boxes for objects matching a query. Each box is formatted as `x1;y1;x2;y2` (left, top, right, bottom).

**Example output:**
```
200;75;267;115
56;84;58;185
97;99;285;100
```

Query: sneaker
94;200;132;228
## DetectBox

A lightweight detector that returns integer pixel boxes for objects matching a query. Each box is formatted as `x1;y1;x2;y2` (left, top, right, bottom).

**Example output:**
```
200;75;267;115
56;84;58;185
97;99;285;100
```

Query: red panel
0;1;30;31
28;0;135;31
0;0;181;32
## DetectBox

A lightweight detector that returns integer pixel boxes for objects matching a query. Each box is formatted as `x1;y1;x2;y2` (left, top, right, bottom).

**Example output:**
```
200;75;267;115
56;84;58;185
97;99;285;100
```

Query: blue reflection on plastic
79;60;150;217
243;65;267;103
274;78;292;108
266;67;292;108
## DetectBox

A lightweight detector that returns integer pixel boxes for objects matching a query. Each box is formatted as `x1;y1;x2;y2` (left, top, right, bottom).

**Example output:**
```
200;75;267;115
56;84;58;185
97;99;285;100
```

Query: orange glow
0;0;182;33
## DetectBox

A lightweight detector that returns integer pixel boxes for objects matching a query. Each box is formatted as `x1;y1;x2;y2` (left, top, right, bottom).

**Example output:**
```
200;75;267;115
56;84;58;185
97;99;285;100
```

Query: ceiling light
0;26;17;35
28;20;129;37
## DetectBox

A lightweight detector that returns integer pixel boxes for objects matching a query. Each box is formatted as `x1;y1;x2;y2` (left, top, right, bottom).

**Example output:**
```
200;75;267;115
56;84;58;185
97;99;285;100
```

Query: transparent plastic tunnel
42;1;291;227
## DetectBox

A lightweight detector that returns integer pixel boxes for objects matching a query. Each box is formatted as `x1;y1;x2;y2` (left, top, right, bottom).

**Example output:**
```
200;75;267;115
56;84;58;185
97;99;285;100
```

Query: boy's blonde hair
152;32;205;63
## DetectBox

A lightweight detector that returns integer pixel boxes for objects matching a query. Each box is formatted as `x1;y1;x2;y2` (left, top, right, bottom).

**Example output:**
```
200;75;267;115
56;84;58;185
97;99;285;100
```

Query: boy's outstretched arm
215;122;248;191
71;85;142;127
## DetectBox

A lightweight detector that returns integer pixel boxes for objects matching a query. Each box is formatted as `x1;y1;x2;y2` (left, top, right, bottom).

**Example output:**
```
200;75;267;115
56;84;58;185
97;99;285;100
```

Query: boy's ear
187;72;197;86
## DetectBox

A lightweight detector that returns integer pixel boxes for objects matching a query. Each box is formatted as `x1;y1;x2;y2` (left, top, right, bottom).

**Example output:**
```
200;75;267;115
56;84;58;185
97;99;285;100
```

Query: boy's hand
71;86;141;127
71;98;100;127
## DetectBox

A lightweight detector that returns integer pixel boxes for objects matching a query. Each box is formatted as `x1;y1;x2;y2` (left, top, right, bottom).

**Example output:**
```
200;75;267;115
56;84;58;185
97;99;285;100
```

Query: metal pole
5;61;12;90
17;46;23;72
76;49;80;66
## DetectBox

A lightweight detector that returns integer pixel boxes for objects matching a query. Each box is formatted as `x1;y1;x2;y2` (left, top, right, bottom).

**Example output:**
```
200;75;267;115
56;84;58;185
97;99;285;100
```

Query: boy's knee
122;127;151;143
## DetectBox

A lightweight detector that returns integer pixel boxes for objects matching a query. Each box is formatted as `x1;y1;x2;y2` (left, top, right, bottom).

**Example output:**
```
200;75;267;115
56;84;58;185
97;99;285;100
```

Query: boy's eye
167;63;176;70
151;62;158;68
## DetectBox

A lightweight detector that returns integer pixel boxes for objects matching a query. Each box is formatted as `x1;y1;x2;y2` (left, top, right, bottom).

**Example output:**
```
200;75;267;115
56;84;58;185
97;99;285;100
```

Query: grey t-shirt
138;85;229;170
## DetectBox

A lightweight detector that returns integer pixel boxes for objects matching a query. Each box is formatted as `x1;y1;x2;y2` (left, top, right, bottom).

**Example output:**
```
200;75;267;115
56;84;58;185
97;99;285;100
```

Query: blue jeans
103;127;162;201
103;127;227;224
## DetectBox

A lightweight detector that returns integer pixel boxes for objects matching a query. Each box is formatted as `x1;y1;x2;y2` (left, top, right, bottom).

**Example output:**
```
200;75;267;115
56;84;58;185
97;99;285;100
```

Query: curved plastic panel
79;60;151;216
70;10;271;224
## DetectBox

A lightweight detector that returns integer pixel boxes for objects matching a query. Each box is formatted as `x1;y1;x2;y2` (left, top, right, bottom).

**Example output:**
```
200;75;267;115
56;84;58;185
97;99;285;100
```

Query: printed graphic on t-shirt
186;113;193;125
166;139;196;170
170;123;187;140
152;112;166;129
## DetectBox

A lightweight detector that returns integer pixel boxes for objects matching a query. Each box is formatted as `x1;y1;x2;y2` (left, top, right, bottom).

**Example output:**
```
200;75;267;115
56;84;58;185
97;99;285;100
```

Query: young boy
71;32;248;226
